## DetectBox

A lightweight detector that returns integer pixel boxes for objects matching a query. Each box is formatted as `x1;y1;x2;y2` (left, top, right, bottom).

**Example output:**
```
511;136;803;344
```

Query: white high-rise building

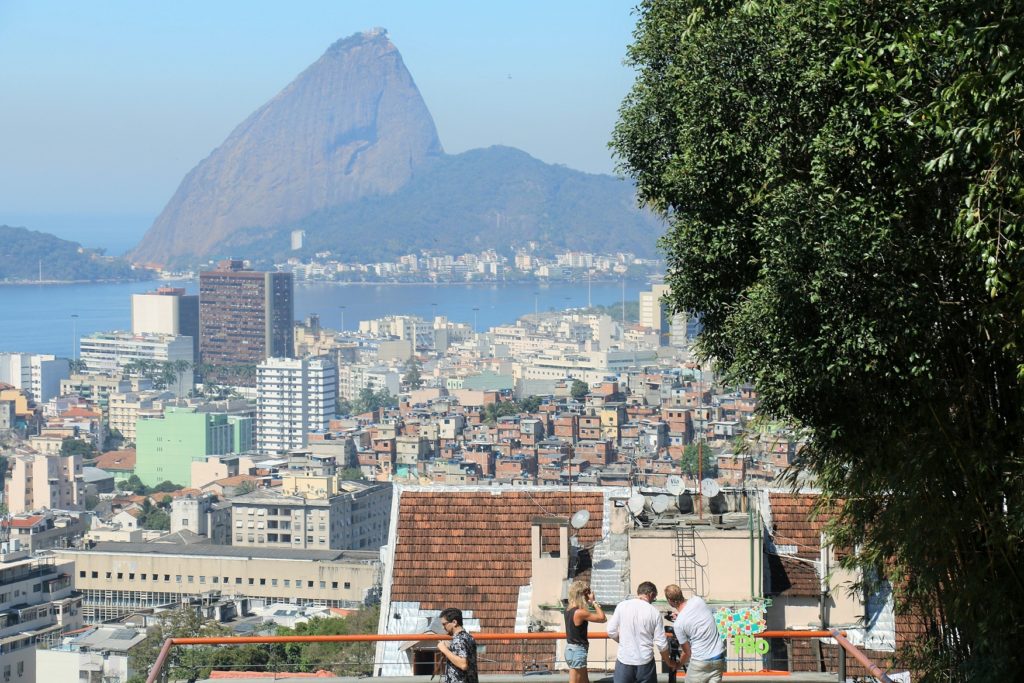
0;353;70;402
256;357;337;453
79;332;194;396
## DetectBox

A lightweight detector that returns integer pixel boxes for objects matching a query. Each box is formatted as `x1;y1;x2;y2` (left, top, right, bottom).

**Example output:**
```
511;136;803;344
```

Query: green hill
0;225;149;282
221;146;665;263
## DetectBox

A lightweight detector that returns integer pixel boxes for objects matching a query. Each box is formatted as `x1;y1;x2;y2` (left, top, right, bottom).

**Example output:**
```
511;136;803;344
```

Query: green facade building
135;407;252;487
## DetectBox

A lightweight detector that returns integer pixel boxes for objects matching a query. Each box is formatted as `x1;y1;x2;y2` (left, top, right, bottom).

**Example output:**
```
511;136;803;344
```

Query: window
79;571;85;578
141;574;147;580
331;581;338;589
344;582;351;589
117;573;123;580
164;574;171;581
175;575;182;583
248;578;255;585
284;580;291;587
199;576;206;584
188;576;194;583
259;578;266;586
129;573;135;580
212;576;219;584
235;577;242;585
307;580;314;588
271;579;278;586
91;571;97;578
105;572;112;579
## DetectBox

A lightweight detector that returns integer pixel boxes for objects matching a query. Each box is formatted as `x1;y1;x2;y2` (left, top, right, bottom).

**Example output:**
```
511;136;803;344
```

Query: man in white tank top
664;584;726;683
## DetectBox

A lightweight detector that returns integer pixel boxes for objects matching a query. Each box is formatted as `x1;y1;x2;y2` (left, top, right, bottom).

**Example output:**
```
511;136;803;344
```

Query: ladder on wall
675;526;699;595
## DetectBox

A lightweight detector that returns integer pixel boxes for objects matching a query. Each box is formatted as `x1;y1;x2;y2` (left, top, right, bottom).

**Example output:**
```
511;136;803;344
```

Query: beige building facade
54;542;381;624
3;452;84;514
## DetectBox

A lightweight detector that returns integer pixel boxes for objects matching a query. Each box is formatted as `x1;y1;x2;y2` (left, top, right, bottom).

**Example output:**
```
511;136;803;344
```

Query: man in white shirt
664;584;726;683
607;581;676;683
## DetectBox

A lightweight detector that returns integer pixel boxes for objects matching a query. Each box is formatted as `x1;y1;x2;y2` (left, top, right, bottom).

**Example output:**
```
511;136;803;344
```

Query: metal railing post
838;645;846;682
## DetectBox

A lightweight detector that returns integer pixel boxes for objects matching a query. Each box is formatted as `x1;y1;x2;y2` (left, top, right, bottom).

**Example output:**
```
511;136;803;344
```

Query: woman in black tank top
564;580;606;683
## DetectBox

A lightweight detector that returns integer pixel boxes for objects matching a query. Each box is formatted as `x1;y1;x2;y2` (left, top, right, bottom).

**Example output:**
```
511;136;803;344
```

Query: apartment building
131;286;200;361
0;353;69;402
135;406;252;487
199;260;294;384
256;357;336;453
3;451;84;514
230;478;392;551
79;331;194;396
106;390;175;444
0;546;82;683
54;542;379;624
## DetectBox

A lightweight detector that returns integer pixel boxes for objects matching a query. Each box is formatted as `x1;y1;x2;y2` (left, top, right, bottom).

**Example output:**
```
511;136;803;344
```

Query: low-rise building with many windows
54;542;379;624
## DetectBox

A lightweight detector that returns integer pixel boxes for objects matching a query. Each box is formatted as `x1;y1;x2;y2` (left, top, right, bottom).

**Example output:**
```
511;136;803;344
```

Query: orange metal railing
146;629;893;683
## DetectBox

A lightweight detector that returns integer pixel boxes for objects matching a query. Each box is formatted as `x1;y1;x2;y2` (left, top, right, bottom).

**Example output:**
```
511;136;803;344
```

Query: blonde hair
568;580;591;611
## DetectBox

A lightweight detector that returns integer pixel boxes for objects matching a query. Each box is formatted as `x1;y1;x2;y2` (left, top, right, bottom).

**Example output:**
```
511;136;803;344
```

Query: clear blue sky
0;1;639;253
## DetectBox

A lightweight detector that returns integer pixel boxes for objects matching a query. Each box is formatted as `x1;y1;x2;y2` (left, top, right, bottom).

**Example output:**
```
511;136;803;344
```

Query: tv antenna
700;478;720;499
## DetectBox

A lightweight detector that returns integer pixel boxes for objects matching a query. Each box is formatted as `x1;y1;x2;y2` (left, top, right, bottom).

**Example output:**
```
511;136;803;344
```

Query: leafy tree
570;379;589;401
352;388;396;415
612;1;1024;679
275;606;381;676
402;357;424;390
335;398;353;416
340;467;365;481
128;606;231;683
519;395;543;413
678;443;716;479
60;437;94;458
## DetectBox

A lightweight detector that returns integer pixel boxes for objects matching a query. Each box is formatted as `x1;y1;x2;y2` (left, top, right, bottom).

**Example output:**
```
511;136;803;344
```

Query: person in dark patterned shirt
438;607;479;683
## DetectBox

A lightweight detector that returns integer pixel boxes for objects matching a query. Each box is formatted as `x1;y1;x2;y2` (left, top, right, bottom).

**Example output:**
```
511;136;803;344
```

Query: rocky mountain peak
131;29;443;267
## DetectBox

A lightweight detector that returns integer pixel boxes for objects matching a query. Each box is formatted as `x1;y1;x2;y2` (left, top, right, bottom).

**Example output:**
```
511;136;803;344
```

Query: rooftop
69;541;379;563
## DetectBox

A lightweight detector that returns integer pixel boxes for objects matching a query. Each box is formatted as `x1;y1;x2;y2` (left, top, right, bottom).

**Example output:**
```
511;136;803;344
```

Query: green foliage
340;467;365;481
274;606;381;676
352;388;397;415
60;437;94;458
570;379;590;401
402;357;424;390
579;300;640;323
483;396;543;424
128;606;231;682
0;225;150;281
116;475;183;497
679;443;716;479
612;1;1024;679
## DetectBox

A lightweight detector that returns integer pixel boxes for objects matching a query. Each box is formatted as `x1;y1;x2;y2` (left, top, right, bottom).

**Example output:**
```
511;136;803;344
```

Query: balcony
145;629;893;683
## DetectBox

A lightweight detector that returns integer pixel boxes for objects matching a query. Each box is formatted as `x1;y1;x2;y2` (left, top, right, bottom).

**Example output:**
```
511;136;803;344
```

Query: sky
0;1;640;255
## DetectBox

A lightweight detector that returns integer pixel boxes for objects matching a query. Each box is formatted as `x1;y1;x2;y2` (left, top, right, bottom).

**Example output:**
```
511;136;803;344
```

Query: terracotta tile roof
767;492;834;597
96;449;136;471
3;515;45;529
391;489;605;672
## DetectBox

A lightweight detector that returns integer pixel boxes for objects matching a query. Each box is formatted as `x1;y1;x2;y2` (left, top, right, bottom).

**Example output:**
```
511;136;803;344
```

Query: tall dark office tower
199;259;294;385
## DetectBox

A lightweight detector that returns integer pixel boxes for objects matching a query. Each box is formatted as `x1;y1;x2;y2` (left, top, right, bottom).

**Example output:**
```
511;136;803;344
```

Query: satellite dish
652;495;670;514
700;478;721;498
627;493;646;516
570;509;591;529
666;476;683;495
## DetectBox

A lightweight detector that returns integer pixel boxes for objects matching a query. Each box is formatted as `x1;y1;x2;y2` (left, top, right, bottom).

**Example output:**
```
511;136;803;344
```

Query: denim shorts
565;643;589;669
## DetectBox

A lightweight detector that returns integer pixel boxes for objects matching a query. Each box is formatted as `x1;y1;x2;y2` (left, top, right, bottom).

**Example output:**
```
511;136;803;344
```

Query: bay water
0;279;649;358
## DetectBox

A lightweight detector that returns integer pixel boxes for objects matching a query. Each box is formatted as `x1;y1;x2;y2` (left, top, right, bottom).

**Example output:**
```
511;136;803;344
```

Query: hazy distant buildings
78;331;194;396
131;286;200;360
639;283;695;348
199;260;294;385
256;357;336;453
0;352;70;402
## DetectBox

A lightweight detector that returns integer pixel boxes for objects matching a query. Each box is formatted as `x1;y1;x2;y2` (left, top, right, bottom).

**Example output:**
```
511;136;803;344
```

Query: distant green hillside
220;146;665;263
0;225;148;281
